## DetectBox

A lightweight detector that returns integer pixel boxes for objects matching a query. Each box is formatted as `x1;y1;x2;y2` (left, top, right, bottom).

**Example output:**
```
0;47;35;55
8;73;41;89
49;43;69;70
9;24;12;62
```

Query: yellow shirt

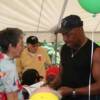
16;46;51;78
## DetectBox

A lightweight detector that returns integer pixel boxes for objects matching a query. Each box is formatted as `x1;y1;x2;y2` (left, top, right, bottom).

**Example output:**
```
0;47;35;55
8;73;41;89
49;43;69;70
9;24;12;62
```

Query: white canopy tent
0;0;100;42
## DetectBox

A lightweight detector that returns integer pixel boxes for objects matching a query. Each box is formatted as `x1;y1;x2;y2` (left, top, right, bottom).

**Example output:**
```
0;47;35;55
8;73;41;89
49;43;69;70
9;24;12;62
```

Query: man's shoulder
0;57;15;71
18;48;29;58
93;47;100;57
21;48;28;54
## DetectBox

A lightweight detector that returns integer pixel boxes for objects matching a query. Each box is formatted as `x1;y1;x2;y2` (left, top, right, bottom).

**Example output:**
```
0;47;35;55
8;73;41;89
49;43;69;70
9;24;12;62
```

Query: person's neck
80;37;88;47
71;37;88;58
74;37;88;50
6;52;14;60
27;48;37;54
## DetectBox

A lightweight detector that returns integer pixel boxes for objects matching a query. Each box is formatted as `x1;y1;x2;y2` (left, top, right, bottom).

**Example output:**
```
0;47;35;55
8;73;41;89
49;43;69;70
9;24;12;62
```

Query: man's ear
8;43;14;52
8;43;12;49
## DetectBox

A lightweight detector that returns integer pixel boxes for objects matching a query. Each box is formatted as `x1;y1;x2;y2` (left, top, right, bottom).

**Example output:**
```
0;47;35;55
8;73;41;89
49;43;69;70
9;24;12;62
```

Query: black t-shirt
60;39;100;100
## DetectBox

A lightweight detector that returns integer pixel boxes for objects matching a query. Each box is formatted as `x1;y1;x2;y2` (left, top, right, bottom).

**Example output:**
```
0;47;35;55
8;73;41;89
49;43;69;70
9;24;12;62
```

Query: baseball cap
58;15;83;33
26;36;39;44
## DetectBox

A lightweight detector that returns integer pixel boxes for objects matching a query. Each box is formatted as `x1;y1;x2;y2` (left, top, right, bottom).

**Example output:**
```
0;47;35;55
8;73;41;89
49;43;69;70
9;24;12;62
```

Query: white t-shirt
0;54;19;92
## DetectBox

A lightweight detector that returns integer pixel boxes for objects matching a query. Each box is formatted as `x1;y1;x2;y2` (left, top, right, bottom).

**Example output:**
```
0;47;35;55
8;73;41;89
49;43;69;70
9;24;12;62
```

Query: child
21;69;44;99
29;65;62;100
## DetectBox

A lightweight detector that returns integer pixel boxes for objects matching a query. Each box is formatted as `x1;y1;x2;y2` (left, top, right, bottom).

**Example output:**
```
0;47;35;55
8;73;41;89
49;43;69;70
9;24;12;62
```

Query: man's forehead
31;43;38;46
62;27;80;35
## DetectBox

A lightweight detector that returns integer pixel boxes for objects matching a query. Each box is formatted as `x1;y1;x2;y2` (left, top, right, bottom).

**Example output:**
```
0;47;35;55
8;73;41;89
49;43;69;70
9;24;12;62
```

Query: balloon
29;92;59;100
78;0;100;14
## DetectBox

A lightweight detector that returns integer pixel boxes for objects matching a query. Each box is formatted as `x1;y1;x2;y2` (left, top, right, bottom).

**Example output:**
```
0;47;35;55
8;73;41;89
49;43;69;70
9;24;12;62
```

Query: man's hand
58;86;73;96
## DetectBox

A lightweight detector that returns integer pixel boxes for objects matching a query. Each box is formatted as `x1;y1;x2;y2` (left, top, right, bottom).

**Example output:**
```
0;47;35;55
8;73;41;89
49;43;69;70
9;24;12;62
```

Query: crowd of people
0;14;100;100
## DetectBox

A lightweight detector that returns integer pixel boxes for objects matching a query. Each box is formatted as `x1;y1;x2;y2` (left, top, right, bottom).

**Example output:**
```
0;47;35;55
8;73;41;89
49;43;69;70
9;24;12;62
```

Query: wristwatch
72;89;76;96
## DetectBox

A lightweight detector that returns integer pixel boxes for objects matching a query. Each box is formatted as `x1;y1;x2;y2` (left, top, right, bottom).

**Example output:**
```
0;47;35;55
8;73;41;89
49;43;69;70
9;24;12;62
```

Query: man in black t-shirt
54;15;100;100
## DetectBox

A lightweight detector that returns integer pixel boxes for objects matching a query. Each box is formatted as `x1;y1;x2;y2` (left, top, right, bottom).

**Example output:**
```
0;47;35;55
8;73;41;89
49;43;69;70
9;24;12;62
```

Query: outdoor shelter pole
54;0;69;64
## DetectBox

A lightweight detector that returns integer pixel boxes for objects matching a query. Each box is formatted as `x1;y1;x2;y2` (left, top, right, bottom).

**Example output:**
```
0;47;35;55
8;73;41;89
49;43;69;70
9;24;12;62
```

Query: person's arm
7;91;18;100
57;66;74;96
75;48;100;95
